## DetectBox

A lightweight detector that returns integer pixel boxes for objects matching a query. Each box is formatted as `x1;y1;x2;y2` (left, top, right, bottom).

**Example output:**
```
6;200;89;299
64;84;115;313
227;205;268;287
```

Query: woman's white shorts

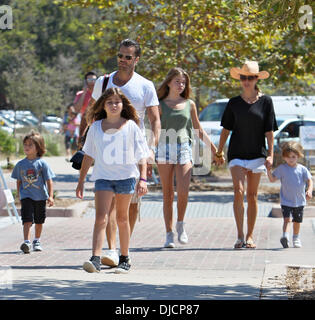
228;157;266;173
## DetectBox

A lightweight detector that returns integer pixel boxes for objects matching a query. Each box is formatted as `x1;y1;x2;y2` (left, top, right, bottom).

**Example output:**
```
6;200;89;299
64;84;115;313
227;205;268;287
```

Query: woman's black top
220;95;278;162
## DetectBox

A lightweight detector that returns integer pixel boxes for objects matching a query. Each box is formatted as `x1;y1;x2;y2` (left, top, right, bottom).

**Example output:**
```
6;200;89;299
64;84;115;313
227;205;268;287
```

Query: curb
0;201;90;218
270;205;315;218
260;264;288;300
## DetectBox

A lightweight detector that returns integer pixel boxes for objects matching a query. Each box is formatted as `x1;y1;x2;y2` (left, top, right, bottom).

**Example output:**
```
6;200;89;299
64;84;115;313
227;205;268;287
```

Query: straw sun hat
230;60;270;80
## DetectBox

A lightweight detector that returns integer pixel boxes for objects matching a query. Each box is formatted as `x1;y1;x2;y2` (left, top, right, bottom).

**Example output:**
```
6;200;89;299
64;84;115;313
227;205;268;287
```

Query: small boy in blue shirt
11;131;55;253
267;141;313;248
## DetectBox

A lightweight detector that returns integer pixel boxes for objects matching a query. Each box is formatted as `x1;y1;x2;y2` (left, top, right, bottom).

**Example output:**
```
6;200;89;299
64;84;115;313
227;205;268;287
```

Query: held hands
137;179;148;197
212;150;225;166
264;156;273;170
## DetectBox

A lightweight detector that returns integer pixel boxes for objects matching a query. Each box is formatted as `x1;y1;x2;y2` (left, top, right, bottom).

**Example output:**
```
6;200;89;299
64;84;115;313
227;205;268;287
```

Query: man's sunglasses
86;78;96;82
117;53;134;60
240;75;258;81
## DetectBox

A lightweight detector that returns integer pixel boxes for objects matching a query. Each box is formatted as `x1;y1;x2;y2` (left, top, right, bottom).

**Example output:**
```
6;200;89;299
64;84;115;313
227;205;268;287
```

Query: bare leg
293;222;301;236
246;170;262;244
92;191;114;256
230;166;246;241
175;163;192;222
157;163;175;232
105;198;117;249
23;222;32;241
34;224;43;239
129;203;139;236
283;217;291;233
115;194;133;256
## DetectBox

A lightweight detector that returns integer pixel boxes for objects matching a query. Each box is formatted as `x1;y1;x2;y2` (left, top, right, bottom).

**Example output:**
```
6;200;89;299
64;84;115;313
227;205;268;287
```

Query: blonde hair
157;67;192;100
281;141;304;158
23;131;46;157
86;87;140;126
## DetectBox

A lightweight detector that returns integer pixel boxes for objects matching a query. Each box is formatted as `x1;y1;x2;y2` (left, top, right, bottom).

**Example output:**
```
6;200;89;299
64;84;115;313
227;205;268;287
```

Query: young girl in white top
76;88;149;274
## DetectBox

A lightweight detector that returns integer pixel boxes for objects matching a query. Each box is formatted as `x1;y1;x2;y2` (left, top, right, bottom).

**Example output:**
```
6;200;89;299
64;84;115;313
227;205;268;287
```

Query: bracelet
140;178;147;182
215;151;224;158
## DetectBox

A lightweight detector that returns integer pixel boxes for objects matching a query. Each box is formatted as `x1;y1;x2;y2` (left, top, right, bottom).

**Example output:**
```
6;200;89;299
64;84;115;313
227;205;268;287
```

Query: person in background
11;131;55;253
215;60;278;249
63;104;81;161
73;71;97;138
266;141;313;248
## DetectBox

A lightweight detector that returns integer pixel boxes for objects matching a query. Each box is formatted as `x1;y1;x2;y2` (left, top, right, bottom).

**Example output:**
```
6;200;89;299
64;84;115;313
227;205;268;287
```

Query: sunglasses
240;75;258;81
86;78;96;82
117;53;134;60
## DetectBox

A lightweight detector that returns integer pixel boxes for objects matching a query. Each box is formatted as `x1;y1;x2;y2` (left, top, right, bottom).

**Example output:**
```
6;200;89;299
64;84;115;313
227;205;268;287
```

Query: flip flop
245;239;256;249
234;238;245;249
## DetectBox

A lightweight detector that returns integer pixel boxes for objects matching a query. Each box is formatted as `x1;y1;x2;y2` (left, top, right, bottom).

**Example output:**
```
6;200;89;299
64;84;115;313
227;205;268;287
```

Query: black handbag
70;74;110;170
70;150;85;170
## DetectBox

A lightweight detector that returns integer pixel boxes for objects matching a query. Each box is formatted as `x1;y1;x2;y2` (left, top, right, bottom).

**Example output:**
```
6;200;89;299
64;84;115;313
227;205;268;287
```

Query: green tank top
159;99;193;144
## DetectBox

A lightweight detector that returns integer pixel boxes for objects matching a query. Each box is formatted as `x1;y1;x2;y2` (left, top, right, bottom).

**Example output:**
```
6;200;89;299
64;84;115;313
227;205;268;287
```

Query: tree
0;129;16;168
61;0;314;109
0;0;113;114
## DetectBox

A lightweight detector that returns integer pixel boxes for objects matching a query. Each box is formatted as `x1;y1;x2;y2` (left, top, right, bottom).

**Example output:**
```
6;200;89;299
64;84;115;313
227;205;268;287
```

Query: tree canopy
0;0;313;115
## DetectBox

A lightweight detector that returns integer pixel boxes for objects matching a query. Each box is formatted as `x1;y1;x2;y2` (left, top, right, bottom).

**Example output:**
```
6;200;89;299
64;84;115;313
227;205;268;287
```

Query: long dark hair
86;87;140;126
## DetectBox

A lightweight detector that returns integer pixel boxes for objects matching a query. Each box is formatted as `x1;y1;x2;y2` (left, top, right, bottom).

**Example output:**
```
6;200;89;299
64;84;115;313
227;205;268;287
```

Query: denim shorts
94;178;136;194
156;142;193;164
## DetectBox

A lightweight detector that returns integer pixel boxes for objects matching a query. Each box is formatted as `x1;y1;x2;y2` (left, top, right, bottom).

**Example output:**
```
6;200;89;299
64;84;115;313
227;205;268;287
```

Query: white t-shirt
92;71;159;132
82;119;150;181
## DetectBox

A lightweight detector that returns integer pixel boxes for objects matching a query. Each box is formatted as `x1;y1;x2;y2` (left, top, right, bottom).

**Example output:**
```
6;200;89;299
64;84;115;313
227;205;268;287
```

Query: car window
282;120;315;138
282;121;301;137
199;102;227;121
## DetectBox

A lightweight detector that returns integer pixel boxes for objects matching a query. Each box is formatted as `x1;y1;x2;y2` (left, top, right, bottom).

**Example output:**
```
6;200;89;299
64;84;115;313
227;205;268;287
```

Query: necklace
241;91;260;104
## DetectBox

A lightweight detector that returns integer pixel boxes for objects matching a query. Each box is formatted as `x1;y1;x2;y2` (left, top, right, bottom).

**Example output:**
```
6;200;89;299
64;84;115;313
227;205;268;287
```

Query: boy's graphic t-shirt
11;158;55;201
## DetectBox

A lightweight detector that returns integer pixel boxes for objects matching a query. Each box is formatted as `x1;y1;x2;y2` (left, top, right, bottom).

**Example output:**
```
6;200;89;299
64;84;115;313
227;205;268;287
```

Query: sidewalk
0;156;315;300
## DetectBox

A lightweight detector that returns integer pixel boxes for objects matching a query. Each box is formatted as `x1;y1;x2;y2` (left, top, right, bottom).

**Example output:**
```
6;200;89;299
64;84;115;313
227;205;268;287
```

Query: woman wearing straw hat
214;61;278;249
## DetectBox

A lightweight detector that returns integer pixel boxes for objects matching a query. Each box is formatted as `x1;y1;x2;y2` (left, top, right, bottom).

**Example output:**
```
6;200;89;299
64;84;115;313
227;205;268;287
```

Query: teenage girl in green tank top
156;67;219;248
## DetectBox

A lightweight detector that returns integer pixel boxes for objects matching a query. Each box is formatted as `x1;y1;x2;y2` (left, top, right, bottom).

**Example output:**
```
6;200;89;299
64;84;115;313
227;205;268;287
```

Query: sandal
245;239;256;249
234;238;245;249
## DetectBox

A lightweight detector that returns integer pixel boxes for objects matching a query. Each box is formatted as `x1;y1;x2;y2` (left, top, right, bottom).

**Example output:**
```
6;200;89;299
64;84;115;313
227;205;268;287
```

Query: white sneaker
101;250;119;267
164;231;175;248
293;237;302;248
176;221;188;244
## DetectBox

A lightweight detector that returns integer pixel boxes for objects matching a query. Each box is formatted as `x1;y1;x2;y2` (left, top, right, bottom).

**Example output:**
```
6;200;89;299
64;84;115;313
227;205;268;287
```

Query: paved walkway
0;156;315;302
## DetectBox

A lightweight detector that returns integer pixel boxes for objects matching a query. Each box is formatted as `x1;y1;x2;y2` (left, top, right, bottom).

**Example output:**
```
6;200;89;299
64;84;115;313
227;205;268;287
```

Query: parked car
273;117;315;166
42;114;63;134
198;97;315;165
199;99;229;147
0;110;63;134
199;96;315;147
0;115;14;134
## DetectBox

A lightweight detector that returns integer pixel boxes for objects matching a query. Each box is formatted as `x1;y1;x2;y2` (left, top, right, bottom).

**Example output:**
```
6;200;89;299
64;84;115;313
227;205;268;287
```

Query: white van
199;96;315;145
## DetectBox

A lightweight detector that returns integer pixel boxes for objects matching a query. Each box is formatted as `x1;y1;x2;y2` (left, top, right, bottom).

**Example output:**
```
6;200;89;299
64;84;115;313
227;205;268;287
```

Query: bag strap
102;74;110;93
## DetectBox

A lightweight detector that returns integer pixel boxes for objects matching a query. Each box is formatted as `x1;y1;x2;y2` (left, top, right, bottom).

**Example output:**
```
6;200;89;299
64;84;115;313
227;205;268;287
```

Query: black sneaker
280;237;289;248
83;256;101;273
20;242;31;254
115;255;131;274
